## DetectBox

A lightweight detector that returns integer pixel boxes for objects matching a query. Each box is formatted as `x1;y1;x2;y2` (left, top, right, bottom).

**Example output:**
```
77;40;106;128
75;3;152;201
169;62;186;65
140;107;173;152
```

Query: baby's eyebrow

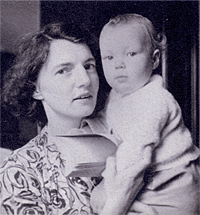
101;49;113;54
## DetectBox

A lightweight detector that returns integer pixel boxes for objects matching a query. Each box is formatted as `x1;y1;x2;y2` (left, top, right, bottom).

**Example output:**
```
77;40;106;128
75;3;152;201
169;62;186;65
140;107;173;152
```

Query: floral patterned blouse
0;126;103;215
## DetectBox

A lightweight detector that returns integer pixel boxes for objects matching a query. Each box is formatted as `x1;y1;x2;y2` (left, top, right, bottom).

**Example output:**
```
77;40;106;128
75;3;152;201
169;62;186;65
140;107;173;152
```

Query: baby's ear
152;49;160;70
32;86;43;100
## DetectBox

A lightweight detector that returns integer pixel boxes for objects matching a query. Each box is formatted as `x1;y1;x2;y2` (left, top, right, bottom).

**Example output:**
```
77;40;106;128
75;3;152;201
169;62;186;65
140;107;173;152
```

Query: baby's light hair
105;13;167;56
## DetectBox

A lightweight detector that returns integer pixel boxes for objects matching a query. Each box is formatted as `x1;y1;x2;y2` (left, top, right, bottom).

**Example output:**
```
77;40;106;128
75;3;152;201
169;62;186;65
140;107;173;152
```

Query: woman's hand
127;201;158;215
93;145;152;215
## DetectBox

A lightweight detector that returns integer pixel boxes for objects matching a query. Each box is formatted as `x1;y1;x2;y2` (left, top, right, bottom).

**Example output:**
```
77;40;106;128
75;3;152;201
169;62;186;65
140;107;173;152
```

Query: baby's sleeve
114;89;169;171
137;160;200;215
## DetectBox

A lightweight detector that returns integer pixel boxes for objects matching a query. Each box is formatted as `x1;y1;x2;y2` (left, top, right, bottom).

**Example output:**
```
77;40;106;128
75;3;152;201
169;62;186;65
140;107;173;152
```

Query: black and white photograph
0;1;199;214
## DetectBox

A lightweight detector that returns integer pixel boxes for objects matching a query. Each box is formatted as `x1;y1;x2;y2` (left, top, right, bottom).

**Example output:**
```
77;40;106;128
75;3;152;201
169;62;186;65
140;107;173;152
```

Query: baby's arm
113;93;169;172
90;89;169;213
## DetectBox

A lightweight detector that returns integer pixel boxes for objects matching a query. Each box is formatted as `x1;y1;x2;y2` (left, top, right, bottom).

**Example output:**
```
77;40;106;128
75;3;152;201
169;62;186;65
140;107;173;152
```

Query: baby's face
100;23;153;95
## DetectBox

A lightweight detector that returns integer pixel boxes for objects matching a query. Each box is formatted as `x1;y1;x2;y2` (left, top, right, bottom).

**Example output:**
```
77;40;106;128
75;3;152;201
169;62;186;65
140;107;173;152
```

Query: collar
40;117;107;137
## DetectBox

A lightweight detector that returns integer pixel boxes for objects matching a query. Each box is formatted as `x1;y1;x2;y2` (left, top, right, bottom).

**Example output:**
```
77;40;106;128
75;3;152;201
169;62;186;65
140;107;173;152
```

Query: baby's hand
90;179;106;214
91;146;152;215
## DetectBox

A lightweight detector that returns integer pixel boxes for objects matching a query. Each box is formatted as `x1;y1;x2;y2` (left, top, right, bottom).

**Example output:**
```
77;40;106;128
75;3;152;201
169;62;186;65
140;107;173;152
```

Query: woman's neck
47;115;82;136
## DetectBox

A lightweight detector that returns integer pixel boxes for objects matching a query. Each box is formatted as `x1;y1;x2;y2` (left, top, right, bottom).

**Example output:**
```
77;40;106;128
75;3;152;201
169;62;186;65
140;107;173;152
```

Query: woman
0;23;151;215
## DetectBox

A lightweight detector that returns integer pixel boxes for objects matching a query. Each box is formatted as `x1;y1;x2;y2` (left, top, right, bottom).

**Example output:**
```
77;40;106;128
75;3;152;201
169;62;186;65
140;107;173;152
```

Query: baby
91;13;200;214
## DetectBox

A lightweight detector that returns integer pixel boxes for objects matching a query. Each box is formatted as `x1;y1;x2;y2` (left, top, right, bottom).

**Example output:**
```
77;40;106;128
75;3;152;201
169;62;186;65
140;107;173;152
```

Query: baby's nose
115;61;126;69
115;57;126;69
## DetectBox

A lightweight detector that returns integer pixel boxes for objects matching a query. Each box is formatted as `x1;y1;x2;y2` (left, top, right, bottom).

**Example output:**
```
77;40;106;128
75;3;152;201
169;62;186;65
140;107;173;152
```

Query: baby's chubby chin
114;77;151;96
113;82;137;96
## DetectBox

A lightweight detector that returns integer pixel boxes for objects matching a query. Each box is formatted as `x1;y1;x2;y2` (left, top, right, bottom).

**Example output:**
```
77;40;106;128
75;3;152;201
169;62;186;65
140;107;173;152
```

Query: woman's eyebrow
53;63;72;70
85;57;96;63
52;58;95;71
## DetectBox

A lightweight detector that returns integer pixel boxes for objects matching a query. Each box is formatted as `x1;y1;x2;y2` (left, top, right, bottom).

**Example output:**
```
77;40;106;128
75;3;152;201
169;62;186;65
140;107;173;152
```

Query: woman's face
33;39;99;124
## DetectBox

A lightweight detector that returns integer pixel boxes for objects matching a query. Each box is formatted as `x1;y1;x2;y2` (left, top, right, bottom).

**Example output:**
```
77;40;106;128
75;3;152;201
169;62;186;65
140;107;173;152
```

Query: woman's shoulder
1;128;48;169
17;128;48;151
0;148;12;165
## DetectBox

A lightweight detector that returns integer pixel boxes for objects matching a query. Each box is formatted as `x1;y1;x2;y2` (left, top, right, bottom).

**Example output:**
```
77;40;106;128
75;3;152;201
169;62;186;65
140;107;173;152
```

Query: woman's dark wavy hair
2;22;100;126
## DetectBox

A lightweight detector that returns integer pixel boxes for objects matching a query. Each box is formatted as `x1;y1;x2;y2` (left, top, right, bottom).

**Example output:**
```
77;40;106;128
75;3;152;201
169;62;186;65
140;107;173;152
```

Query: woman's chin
74;105;96;118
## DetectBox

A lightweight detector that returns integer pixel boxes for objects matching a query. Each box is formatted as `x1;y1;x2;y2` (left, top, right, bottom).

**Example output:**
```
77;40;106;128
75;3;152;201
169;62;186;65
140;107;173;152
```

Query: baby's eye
127;52;136;57
104;56;113;60
84;63;96;71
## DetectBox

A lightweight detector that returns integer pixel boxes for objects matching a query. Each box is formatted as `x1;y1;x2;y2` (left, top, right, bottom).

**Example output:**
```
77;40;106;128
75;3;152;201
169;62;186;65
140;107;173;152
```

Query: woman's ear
152;49;160;70
32;86;43;100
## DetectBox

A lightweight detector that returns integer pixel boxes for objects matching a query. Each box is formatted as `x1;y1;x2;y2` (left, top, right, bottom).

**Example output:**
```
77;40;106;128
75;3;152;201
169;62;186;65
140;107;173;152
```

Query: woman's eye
127;52;136;57
57;69;65;74
56;68;70;75
84;63;96;71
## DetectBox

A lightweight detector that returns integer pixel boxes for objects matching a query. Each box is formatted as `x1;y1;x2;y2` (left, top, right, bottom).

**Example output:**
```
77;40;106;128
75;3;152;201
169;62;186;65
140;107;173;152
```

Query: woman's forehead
49;39;91;56
45;39;94;67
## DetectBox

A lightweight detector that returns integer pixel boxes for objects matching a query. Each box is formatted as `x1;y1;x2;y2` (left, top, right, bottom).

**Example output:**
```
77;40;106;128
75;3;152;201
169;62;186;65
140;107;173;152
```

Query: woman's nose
75;65;91;87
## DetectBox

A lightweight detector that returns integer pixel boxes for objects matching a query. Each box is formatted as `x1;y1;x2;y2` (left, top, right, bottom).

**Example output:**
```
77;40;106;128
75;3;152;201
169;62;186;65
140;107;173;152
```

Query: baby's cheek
90;180;106;214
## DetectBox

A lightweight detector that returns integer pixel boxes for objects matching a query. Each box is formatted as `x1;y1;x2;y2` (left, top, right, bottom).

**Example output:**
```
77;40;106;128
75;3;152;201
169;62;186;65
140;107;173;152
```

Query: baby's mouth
115;76;128;82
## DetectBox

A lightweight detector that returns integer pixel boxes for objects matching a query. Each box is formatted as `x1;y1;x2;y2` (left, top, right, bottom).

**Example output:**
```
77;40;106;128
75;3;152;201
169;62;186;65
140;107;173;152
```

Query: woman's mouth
73;93;92;101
